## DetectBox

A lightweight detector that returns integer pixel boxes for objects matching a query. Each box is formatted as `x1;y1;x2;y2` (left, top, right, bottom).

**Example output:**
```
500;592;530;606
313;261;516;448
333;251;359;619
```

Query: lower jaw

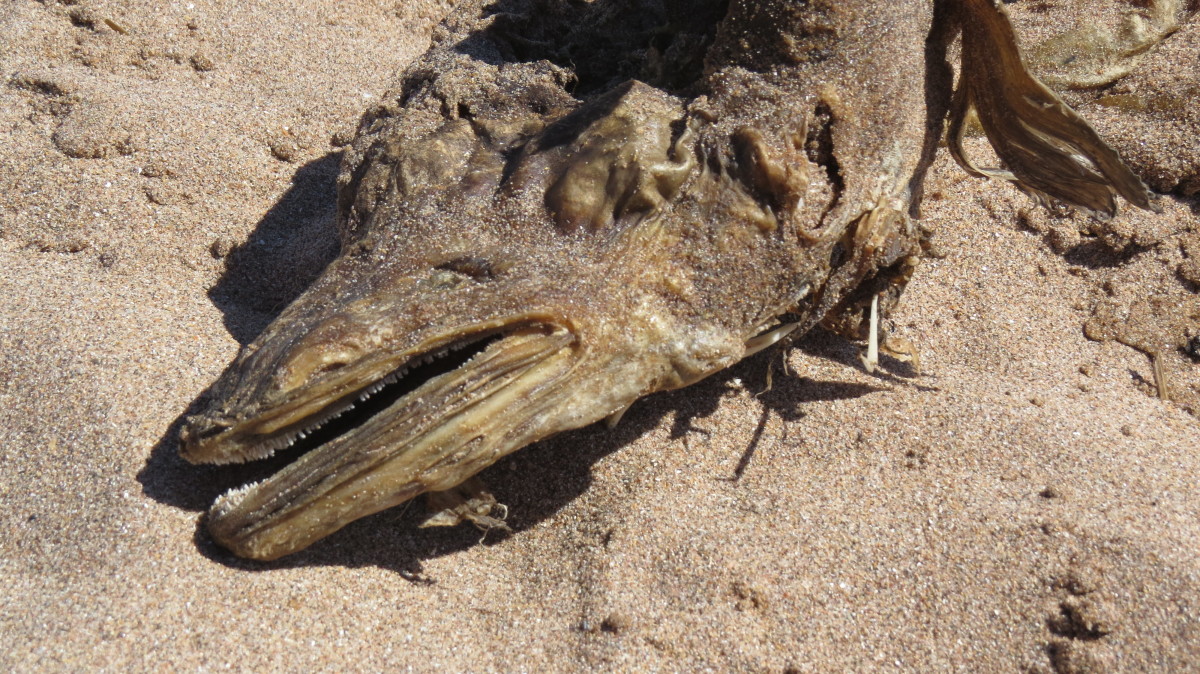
205;330;578;560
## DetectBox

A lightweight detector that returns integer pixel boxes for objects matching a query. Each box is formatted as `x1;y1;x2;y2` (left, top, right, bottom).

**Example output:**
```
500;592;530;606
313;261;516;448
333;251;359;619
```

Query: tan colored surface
2;1;1197;671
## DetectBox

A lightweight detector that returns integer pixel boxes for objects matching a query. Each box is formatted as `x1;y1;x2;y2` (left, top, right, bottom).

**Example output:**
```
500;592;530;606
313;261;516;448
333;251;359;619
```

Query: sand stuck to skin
2;1;1198;670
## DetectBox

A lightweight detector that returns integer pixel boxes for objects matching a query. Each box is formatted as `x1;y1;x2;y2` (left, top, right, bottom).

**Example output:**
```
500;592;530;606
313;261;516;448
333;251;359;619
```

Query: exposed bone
1153;351;1172;402
744;322;800;359
859;294;881;375
604;402;633;430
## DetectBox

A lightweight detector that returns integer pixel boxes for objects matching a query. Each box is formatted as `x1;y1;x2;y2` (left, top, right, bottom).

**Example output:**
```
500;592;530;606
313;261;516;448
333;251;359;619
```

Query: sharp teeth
245;336;490;459
358;363;413;404
213;479;262;516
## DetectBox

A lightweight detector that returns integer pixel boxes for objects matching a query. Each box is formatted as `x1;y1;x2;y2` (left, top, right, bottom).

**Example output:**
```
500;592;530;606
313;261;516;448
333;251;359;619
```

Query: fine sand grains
1;1;1197;671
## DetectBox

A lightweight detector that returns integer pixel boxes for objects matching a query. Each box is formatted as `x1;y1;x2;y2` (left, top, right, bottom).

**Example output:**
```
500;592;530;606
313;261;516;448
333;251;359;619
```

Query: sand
2;1;1198;671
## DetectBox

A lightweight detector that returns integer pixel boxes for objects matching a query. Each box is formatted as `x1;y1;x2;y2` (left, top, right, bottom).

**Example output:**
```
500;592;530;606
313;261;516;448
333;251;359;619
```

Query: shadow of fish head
178;0;1151;561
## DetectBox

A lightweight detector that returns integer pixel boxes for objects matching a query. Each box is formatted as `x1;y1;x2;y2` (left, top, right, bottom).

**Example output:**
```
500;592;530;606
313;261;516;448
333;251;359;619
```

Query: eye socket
311;361;347;376
434;256;508;282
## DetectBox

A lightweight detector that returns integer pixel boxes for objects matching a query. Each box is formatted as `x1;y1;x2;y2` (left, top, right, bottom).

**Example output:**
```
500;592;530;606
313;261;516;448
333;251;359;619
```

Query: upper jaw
179;314;558;467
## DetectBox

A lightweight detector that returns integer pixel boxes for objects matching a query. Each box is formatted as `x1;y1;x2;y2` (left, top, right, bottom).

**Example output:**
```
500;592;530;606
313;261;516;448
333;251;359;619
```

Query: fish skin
178;0;1146;560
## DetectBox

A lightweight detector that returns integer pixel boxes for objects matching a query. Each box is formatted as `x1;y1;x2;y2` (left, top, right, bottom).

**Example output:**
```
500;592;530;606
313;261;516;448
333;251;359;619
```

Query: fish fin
950;0;1157;217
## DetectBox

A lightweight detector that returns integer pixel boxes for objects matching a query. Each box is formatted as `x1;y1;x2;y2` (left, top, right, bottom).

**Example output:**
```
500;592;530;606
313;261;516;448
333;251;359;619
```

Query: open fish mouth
181;322;577;560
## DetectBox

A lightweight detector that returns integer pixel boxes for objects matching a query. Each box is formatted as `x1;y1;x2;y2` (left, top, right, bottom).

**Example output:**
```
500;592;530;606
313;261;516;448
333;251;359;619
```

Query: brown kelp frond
948;0;1156;217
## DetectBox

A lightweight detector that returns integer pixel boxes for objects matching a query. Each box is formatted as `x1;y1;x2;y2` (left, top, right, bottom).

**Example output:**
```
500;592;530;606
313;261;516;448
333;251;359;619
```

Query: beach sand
2;1;1198;670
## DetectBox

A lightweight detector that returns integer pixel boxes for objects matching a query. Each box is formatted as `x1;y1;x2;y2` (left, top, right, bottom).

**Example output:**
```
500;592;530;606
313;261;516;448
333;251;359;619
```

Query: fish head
178;76;781;559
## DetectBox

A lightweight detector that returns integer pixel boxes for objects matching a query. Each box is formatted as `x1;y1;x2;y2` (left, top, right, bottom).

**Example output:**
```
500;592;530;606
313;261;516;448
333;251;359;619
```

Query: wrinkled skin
179;0;1150;560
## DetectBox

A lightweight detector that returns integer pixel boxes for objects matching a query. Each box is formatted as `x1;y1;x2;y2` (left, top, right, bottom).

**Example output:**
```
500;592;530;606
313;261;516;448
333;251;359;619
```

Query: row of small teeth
213;479;262;514
245;398;358;462
363;365;409;397
244;341;477;461
355;341;469;400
